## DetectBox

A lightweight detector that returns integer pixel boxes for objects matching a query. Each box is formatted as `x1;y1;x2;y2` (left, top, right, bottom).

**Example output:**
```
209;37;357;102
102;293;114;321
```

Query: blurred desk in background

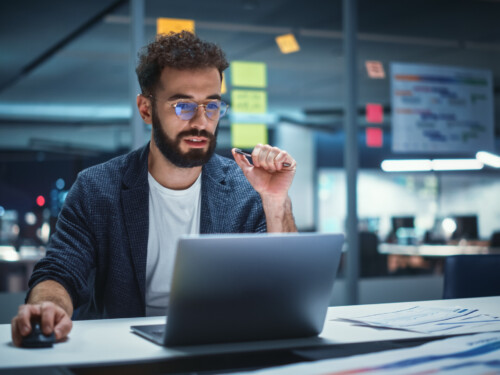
379;243;500;275
379;243;500;257
0;245;44;292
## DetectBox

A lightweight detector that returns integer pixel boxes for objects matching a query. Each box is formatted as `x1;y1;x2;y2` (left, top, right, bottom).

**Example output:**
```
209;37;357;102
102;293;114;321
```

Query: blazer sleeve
27;171;97;309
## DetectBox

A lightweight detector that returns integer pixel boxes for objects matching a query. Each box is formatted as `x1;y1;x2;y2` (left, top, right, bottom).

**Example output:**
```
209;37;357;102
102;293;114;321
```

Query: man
11;31;297;346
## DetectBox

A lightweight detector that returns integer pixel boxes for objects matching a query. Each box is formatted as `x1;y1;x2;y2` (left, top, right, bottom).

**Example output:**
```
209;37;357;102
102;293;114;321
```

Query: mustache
176;129;215;140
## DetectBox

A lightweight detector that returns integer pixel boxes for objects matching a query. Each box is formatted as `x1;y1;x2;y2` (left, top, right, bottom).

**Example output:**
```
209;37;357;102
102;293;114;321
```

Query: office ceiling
0;0;499;155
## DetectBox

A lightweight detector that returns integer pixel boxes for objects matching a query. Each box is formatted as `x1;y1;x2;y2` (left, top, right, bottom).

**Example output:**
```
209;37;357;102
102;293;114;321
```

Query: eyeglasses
170;100;229;121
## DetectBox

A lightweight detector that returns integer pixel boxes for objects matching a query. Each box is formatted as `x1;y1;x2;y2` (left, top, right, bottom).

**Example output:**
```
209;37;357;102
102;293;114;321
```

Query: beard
151;103;218;168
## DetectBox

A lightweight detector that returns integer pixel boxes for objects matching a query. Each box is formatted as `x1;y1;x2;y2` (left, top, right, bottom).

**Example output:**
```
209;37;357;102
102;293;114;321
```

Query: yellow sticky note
231;61;267;88
231;90;267;113
221;73;227;94
231;124;268;149
275;33;300;54
157;18;195;35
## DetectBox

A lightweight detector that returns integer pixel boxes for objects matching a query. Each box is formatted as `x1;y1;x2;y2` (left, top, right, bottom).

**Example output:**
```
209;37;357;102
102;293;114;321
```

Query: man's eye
177;102;192;109
206;102;219;110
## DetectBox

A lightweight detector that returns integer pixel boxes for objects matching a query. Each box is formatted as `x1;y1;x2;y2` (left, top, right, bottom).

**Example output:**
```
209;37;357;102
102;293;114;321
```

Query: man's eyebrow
167;94;193;101
166;94;222;101
207;94;222;100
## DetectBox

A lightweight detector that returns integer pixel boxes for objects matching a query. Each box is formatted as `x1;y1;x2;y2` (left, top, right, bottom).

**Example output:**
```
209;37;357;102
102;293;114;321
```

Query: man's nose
189;105;209;128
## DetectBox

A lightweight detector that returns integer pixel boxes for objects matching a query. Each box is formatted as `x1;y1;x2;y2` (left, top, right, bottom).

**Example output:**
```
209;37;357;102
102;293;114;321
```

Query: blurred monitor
423;218;447;244
451;215;479;240
391;216;415;231
390;216;415;244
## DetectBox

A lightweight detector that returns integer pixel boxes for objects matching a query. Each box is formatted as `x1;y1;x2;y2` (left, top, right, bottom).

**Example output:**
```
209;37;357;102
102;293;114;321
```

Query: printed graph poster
390;62;494;153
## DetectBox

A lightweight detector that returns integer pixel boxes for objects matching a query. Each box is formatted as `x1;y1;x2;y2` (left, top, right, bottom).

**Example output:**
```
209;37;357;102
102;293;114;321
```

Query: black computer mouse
21;318;56;348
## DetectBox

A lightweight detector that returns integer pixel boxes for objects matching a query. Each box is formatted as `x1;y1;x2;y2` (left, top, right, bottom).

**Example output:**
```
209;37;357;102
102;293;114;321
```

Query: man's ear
136;94;153;124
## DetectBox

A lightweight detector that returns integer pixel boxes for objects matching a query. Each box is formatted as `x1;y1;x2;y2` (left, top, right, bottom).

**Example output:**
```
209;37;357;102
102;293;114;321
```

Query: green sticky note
231;90;267;113
231;61;267;88
231;124;268;149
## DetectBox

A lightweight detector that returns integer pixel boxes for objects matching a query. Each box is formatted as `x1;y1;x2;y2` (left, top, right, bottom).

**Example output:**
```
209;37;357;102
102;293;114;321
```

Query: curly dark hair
136;31;229;96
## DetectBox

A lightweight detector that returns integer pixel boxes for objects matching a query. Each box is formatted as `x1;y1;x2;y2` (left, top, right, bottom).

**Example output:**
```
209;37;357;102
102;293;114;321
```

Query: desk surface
0;296;499;371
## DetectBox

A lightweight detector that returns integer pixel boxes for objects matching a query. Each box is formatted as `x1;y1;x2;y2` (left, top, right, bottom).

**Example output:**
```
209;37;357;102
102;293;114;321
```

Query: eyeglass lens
174;101;228;120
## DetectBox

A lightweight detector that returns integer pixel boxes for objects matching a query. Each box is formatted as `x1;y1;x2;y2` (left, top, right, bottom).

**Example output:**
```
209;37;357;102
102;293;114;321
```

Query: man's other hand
232;144;296;200
11;301;73;347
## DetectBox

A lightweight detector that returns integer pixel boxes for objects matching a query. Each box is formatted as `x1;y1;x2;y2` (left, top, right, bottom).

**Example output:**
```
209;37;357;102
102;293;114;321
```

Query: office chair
443;254;500;299
359;231;388;277
490;231;500;248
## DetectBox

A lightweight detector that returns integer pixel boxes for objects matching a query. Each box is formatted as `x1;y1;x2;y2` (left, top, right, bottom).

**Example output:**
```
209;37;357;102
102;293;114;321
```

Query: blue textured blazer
28;144;266;319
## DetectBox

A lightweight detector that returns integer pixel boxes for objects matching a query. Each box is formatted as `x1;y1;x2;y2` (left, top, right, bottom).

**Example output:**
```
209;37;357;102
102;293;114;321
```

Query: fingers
11;302;72;347
11;304;41;347
40;301;72;340
252;144;294;172
53;307;73;341
40;302;56;335
231;148;253;173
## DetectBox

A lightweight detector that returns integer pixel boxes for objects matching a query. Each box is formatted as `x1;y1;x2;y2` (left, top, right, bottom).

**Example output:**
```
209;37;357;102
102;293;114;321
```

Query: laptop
131;232;344;347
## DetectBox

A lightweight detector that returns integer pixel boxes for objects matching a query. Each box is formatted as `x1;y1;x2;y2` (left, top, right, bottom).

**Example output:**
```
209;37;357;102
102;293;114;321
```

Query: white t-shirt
145;172;201;316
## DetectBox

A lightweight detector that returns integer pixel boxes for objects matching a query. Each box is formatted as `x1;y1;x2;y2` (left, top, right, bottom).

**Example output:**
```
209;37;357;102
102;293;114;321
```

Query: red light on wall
36;195;46;207
366;127;383;148
366;103;384;123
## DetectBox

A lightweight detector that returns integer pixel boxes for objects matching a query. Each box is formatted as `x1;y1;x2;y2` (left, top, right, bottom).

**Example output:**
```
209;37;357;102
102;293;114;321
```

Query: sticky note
231;124;268;149
366;127;383;148
366;103;383;123
275;33;300;54
221;73;227;94
157;18;195;35
231;90;267;113
231;61;267;88
365;61;385;79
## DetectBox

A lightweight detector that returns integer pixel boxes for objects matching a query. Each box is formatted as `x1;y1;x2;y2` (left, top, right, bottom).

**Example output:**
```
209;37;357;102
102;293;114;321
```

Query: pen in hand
234;148;291;168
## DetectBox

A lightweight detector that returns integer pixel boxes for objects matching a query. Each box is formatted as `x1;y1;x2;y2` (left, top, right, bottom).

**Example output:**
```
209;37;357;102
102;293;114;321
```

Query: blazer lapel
121;144;150;304
200;155;231;233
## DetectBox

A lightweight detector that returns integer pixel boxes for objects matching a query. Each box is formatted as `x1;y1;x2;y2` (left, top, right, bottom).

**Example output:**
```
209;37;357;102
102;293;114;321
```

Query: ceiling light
431;159;483;171
381;158;486;172
476;151;500;168
381;159;432;172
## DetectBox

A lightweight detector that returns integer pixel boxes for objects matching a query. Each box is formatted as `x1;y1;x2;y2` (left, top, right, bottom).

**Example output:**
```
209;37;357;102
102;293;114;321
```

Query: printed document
229;332;500;375
334;305;500;334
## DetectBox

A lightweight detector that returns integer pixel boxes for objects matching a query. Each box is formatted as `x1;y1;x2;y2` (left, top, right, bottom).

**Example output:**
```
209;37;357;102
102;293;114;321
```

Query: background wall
276;123;316;230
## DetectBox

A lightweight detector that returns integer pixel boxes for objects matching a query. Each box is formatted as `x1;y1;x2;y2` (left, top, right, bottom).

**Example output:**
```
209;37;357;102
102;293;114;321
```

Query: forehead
158;67;221;96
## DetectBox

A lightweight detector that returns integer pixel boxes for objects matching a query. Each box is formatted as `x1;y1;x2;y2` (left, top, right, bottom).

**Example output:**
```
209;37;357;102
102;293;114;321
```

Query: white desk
0;296;499;372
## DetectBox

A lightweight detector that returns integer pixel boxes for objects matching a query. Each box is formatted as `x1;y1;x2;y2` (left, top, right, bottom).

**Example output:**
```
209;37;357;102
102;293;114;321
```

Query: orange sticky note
366;103;383;124
275;33;300;54
365;61;385;79
157;18;195;35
